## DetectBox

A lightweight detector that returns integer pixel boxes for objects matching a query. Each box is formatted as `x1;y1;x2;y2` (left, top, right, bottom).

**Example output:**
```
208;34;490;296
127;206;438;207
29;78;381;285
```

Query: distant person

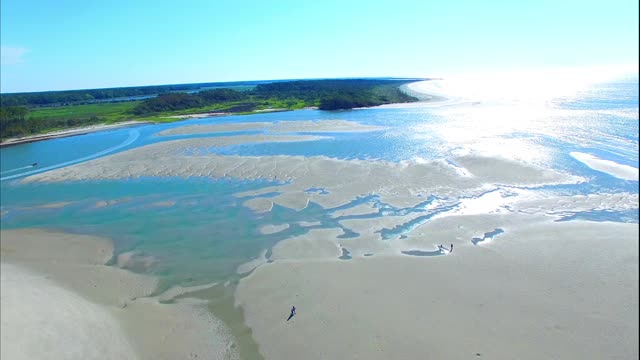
32;162;37;167
450;244;454;253
287;306;296;321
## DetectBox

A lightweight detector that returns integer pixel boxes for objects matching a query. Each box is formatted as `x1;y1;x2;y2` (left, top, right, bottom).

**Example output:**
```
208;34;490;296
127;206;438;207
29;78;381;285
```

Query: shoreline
167;111;229;119
0;121;150;148
1;262;140;360
0;229;240;360
167;108;292;119
399;81;447;101
0;83;421;149
371;80;460;109
0;109;295;148
236;218;639;360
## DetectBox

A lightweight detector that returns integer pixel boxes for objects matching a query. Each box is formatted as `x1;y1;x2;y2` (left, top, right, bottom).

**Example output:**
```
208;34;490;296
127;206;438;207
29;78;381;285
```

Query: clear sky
1;0;638;93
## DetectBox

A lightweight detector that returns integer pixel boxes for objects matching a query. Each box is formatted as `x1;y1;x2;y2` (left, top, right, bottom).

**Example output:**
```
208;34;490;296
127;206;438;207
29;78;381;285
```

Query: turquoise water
1;79;638;288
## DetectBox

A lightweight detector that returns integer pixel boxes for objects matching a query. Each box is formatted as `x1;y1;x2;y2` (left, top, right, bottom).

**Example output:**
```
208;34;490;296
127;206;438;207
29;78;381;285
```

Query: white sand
1;262;138;360
156;120;385;137
0;229;238;360
570;152;639;181
167;112;227;119
236;218;639;360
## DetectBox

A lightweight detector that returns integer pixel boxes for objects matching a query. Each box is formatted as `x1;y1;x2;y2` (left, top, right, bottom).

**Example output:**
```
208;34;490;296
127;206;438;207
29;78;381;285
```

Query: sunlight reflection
429;64;638;103
408;64;638;165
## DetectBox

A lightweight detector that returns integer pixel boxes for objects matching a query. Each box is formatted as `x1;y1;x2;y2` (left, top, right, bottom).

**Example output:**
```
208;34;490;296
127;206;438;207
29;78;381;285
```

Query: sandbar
570;151;639;181
0;229;238;360
236;218;639;360
22;139;583;214
157;119;385;137
259;223;290;235
1;262;138;360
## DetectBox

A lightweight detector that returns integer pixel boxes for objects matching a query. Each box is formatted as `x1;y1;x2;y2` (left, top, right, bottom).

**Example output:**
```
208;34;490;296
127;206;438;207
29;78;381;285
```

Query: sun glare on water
408;64;638;164
425;64;638;103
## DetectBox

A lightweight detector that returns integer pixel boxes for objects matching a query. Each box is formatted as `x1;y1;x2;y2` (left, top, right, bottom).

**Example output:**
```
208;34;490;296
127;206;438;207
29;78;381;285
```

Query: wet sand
0;121;149;148
157;120;385;137
23;140;584;213
0;229;238;360
259;224;290;235
570;151;639;181
236;217;639;360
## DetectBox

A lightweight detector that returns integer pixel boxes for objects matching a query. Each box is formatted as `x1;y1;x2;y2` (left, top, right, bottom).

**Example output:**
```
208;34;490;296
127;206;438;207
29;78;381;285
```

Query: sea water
1;77;638;288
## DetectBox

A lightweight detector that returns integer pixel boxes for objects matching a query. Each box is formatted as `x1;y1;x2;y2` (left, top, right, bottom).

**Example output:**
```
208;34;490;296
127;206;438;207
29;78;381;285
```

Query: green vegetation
0;80;263;107
1;79;422;141
253;79;418;110
128;79;419;115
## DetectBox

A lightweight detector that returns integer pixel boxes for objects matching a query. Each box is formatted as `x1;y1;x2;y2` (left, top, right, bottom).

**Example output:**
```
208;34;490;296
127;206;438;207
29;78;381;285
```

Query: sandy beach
0;121;149;148
157;119;385;136
236;218;639;360
1;262;139;360
20;121;633;359
0;229;238;360
3;109;637;360
167;108;290;120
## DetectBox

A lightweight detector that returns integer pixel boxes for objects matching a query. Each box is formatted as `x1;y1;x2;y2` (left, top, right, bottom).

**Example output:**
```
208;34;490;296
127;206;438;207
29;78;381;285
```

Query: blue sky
1;0;638;92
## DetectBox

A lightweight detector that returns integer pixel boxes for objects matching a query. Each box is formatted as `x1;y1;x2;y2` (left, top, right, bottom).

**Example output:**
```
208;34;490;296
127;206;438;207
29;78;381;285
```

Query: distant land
0;77;426;144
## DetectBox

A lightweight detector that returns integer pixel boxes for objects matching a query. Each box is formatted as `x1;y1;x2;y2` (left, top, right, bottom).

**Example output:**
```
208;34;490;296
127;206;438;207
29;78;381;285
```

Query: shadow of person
287;313;295;321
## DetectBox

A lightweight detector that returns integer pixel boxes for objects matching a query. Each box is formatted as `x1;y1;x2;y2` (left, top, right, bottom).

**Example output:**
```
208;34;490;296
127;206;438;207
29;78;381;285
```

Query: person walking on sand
450;244;454;253
287;306;296;321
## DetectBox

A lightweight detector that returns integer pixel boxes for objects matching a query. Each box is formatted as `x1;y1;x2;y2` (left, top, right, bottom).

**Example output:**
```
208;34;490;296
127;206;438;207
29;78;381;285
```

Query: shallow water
1;78;638;288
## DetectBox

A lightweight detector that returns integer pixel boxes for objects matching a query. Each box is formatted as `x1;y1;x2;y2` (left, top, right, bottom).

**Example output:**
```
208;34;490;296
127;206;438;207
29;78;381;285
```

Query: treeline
132;89;248;114
0;80;262;107
1;79;422;140
0;105;104;138
131;79;419;114
253;79;405;99
254;79;417;110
